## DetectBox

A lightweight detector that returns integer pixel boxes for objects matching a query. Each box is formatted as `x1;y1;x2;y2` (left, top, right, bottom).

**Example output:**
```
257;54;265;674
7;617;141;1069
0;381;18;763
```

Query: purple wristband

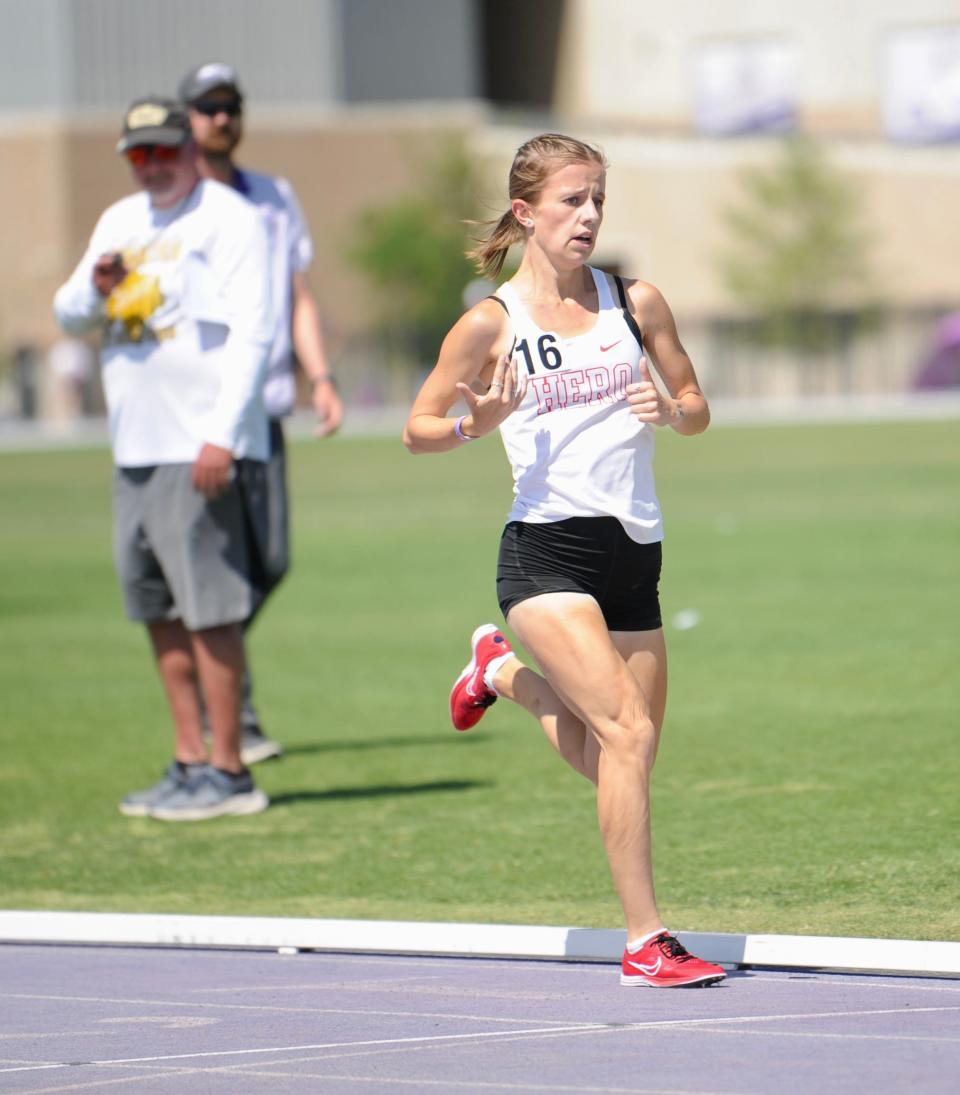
454;415;475;442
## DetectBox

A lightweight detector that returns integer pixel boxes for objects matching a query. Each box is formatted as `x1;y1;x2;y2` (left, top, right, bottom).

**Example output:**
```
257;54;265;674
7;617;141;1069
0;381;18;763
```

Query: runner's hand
454;353;525;438
626;359;670;426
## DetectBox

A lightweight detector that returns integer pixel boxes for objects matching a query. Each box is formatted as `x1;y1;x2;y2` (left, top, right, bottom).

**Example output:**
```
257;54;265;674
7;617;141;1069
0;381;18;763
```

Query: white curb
1;911;958;977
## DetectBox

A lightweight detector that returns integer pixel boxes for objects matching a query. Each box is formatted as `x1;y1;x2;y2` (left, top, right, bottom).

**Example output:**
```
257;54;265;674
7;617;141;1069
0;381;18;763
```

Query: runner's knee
595;715;657;771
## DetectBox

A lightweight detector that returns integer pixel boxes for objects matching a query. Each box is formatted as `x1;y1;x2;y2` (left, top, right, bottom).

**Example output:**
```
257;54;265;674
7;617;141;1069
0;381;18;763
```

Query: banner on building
694;39;796;137
882;25;960;142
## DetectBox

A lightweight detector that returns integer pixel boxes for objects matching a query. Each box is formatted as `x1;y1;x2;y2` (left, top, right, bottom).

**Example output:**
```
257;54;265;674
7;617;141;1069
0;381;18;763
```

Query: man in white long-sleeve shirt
54;97;273;821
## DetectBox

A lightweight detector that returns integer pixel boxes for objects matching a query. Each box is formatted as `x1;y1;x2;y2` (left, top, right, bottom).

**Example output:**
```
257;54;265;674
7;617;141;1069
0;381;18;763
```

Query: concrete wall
559;0;960;135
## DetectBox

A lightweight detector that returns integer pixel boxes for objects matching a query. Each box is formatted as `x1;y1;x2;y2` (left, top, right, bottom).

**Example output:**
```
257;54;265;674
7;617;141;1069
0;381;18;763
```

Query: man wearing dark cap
54;96;274;821
178;62;343;765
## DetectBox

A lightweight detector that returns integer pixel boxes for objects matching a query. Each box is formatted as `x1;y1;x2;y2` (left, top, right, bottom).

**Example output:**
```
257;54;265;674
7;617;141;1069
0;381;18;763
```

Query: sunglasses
191;99;242;117
124;144;182;168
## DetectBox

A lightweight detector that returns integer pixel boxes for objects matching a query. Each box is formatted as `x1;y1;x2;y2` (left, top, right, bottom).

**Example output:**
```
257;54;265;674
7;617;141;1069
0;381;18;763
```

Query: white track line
0;1066;211;1095
747;973;960;992
188;1066;755;1095
0;990;586;1028
0;1024;607;1075
683;1027;960;1044
3;1004;959;1077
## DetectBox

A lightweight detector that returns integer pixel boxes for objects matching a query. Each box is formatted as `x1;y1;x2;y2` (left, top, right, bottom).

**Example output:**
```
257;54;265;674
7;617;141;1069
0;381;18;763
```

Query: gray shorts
113;462;269;631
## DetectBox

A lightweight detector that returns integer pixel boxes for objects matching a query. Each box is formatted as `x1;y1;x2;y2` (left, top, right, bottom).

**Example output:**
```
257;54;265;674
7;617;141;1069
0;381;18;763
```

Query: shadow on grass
282;734;491;757
270;779;492;807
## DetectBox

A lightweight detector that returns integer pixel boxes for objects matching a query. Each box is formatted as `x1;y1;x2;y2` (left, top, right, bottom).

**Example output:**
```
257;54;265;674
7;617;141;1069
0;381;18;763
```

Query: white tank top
495;266;663;544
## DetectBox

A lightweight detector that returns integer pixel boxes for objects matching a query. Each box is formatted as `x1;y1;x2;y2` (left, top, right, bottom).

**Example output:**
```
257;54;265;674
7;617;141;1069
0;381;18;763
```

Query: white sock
482;653;513;694
626;927;667;953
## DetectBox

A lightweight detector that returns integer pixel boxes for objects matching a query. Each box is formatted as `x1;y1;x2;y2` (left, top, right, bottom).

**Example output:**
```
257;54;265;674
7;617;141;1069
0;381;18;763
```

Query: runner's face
522;160;606;266
188;87;243;157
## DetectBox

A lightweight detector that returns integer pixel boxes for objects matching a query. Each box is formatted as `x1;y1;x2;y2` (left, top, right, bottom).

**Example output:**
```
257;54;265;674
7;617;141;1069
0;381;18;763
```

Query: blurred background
1;0;959;432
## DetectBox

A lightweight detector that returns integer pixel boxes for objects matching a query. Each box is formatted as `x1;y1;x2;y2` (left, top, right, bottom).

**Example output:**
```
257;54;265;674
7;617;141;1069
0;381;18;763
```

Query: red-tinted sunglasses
124;144;182;168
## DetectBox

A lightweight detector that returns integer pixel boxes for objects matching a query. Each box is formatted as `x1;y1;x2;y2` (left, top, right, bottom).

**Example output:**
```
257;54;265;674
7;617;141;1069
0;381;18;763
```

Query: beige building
1;0;958;411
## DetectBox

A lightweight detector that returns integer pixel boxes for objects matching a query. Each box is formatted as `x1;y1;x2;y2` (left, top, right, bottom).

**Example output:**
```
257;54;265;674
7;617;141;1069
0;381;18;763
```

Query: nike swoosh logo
626;957;662;976
600;340;622;353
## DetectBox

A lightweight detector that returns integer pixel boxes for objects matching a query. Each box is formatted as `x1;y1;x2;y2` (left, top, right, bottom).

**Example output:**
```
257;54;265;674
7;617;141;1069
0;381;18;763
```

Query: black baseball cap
116;97;191;152
178;61;243;105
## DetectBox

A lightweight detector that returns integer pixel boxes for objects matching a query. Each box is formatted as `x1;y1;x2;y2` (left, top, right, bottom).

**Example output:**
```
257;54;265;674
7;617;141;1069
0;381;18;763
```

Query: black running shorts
496;516;663;631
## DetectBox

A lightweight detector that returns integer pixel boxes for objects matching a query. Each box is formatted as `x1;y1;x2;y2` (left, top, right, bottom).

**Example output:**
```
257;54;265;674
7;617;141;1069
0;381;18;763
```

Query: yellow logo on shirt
106;270;163;342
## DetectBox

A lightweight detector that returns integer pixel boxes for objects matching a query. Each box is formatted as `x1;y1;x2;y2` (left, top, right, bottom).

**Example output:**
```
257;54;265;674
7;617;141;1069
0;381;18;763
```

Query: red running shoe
449;624;513;731
621;932;726;988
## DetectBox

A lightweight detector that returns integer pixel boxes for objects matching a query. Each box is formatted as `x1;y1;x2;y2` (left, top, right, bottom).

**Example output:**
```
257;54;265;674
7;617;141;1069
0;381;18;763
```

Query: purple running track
1;944;958;1094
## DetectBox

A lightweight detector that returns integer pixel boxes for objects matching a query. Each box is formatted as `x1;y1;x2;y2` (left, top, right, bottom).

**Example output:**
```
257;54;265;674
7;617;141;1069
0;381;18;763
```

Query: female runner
403;133;724;988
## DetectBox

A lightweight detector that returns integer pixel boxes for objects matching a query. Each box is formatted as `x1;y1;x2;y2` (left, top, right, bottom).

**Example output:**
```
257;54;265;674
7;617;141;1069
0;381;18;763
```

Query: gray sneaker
149;765;268;822
240;724;284;765
119;761;198;817
201;719;283;766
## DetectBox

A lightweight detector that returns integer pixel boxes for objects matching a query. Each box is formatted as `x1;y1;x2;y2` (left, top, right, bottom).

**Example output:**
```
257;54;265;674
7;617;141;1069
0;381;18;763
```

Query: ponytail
467;209;525;279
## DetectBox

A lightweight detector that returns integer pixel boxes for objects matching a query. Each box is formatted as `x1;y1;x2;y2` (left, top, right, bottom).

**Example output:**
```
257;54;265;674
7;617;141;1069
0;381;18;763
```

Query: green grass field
1;418;958;941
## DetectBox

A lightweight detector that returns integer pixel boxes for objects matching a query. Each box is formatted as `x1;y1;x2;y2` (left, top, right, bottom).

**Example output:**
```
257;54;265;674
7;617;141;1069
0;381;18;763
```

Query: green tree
348;137;488;368
717;136;878;353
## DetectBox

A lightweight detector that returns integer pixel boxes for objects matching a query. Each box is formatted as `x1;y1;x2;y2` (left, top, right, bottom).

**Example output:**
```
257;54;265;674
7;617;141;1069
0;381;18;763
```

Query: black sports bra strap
614;275;643;352
485;294;509;314
480;295;515;385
